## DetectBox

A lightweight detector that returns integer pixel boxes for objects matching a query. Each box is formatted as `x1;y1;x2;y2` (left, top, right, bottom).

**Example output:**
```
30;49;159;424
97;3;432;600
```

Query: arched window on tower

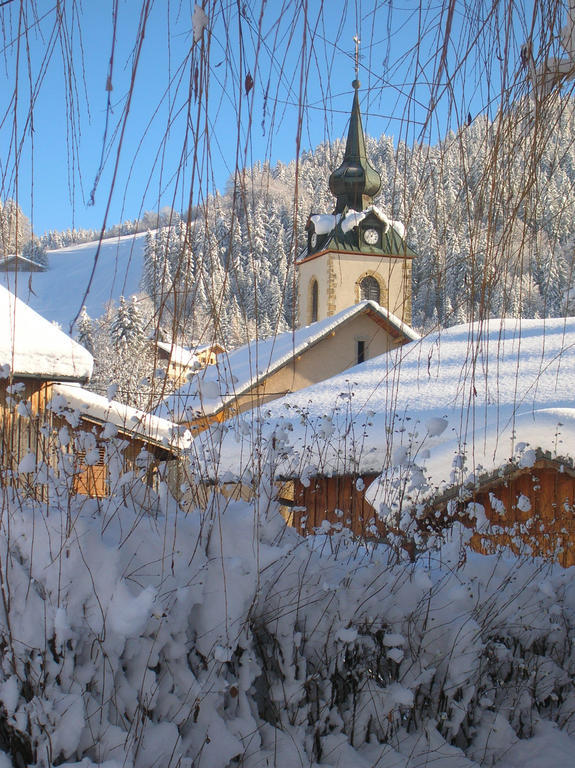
311;279;319;322
359;275;380;304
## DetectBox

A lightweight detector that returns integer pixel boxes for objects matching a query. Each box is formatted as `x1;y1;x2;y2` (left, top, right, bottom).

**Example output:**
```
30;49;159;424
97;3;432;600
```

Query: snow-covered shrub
2;449;575;768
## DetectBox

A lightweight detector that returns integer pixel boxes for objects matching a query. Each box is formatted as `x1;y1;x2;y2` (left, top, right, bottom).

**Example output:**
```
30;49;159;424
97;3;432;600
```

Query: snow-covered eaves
155;301;419;422
51;383;192;453
0;284;93;382
199;317;575;484
366;406;575;512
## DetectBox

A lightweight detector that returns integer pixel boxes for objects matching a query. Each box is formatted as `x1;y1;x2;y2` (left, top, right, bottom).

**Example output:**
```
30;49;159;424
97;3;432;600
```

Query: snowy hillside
0;231;148;330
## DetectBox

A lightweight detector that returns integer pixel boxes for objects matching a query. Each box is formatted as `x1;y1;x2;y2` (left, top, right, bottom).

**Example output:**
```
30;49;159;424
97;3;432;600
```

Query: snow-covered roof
155;301;419;422
156;341;199;369
196;317;575;487
0;284;93;382
156;339;224;368
192;342;226;355
51;383;192;453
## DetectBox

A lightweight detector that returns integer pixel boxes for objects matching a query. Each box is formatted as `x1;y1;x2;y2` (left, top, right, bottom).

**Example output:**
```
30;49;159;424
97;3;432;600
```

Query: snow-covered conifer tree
76;306;94;354
21;237;48;266
110;296;145;351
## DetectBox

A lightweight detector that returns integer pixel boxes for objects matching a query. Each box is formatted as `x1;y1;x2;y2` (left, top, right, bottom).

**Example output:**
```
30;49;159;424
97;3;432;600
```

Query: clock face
310;231;318;249
363;227;379;246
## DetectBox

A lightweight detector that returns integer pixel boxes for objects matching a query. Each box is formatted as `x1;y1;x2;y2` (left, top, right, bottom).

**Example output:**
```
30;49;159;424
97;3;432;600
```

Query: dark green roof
323;222;415;258
305;209;417;260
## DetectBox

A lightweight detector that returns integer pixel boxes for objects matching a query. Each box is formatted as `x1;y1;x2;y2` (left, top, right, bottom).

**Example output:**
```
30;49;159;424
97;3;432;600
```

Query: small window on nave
359;275;380;304
311;279;319;322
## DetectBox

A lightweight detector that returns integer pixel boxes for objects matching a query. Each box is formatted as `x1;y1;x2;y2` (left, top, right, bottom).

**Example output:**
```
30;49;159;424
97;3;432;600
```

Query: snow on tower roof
303;205;415;263
0;284;93;382
194;317;575;484
155;301;419;423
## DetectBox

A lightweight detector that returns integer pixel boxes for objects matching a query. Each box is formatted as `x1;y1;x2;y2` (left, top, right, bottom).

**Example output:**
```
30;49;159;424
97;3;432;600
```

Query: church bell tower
296;80;416;328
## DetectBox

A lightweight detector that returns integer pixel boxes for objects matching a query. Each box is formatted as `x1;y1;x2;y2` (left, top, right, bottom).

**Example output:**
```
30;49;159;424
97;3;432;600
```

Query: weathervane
353;34;360;82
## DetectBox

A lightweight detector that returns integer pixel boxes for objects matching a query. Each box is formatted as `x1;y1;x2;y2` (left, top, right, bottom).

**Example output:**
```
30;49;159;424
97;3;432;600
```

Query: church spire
328;80;381;214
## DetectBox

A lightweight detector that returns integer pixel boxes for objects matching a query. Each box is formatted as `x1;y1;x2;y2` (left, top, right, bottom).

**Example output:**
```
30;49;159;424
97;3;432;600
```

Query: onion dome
328;80;382;213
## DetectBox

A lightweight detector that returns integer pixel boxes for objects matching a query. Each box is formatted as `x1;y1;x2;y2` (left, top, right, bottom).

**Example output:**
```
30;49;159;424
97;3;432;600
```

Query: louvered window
360;276;380;303
74;447;108;498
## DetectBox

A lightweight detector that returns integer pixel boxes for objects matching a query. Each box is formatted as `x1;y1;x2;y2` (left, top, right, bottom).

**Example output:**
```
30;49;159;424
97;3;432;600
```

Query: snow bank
0;284;93;381
0;474;575;767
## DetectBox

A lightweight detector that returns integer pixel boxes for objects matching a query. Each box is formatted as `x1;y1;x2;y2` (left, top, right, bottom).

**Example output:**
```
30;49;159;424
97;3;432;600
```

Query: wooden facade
281;456;575;567
0;378;53;497
423;456;575;567
283;473;381;536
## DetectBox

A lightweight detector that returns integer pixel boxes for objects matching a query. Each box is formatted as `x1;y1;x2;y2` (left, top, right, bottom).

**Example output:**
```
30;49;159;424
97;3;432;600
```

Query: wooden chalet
49;384;190;498
0;285;188;500
0;254;47;273
279;417;575;568
156;339;226;386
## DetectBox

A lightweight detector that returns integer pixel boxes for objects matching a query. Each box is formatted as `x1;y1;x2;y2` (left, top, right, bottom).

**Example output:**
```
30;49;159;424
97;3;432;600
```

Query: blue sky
0;0;533;236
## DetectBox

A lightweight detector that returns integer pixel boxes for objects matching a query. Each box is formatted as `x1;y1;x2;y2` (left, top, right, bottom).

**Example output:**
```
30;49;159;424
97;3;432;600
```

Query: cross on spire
353;34;360;80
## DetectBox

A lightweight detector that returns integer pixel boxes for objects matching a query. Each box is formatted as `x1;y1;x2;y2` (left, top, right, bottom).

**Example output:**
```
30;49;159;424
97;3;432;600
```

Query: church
155;80;419;431
297;78;416;331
